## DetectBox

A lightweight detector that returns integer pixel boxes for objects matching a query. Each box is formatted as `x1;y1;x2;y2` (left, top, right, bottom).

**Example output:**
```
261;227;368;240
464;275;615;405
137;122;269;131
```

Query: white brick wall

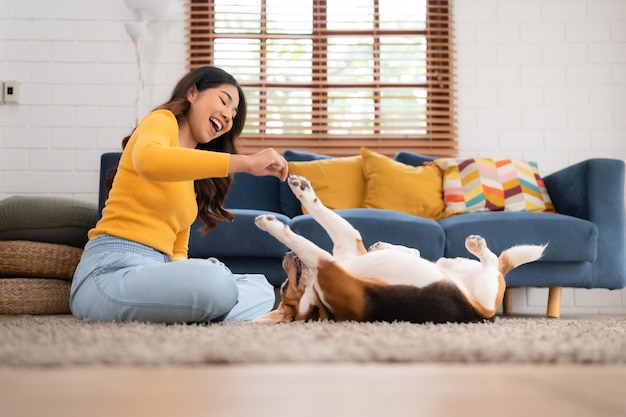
0;0;187;202
456;0;626;315
0;0;624;315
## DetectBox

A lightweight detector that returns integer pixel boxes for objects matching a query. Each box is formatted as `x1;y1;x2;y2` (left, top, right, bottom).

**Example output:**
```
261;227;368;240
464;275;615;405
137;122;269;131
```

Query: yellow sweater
89;109;230;260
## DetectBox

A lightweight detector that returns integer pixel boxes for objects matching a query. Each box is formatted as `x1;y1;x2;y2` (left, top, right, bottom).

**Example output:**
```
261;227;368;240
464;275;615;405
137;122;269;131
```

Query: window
186;0;456;157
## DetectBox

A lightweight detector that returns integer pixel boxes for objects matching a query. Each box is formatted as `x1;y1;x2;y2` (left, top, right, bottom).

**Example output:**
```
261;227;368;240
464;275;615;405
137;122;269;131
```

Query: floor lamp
123;0;173;126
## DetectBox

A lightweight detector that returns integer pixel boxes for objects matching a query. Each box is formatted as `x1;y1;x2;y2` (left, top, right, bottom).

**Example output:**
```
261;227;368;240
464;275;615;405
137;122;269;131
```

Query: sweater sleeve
132;110;230;181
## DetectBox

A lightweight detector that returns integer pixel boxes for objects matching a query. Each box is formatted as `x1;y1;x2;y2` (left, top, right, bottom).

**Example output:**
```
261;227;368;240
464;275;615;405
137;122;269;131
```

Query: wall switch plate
4;81;20;104
0;82;4;104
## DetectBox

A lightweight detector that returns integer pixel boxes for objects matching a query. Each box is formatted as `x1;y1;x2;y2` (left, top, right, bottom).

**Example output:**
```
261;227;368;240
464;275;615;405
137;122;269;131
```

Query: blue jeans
70;234;275;324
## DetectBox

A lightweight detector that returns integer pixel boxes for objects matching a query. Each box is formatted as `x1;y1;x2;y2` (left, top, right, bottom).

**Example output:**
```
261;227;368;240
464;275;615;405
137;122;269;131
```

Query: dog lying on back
254;175;546;323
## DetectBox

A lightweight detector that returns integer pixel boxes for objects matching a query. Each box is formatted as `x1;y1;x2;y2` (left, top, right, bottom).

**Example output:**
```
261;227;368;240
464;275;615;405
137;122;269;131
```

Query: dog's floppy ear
252;306;294;323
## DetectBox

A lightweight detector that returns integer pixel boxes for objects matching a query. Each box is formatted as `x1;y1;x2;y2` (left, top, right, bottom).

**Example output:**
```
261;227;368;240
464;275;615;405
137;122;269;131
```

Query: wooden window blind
186;0;457;157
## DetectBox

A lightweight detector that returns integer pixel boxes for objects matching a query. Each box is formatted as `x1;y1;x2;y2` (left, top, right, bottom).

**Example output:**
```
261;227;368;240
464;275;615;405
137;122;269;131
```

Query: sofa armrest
544;158;624;221
544;158;626;288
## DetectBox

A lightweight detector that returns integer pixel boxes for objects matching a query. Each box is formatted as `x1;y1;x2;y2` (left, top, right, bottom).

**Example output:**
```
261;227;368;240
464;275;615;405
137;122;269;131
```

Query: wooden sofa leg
502;288;513;315
547;286;562;318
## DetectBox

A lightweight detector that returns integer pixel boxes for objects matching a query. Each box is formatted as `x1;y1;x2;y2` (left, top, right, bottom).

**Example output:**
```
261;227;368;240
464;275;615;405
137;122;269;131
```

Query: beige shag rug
1;315;624;366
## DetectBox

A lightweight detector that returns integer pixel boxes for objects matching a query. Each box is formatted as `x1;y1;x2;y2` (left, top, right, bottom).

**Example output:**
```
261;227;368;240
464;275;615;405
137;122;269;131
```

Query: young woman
70;66;288;324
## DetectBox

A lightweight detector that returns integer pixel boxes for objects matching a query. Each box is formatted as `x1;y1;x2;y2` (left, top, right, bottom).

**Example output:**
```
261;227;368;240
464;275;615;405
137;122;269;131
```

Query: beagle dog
254;175;546;324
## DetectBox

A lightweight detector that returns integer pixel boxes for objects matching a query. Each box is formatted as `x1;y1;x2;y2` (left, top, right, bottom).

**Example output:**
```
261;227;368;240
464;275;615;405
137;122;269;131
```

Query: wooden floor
1;363;625;417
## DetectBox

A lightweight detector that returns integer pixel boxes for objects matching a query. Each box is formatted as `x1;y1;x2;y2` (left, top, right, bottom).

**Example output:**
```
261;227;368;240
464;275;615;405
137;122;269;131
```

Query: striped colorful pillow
431;158;555;215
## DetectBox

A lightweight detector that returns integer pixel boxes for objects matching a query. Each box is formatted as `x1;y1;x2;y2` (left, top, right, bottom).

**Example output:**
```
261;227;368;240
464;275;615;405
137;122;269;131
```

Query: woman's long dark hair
108;66;247;232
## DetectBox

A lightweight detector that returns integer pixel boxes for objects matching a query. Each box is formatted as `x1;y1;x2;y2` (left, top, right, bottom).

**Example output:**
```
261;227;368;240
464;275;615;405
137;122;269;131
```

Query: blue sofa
98;151;626;318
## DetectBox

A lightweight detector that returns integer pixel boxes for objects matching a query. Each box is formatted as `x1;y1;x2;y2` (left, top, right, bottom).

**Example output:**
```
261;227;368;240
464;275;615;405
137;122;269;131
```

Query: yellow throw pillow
361;147;446;220
287;155;365;213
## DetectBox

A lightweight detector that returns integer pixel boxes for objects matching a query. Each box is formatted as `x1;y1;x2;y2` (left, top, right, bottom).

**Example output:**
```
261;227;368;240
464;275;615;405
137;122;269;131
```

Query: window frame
186;0;456;157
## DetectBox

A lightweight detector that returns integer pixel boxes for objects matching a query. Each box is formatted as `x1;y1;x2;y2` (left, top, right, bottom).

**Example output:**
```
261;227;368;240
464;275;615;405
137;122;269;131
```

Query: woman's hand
229;148;288;181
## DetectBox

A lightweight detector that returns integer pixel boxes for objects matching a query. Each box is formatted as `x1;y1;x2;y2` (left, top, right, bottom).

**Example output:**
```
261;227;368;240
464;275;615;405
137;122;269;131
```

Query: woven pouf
0;278;71;315
0;241;83;315
0;195;96;315
0;240;83;279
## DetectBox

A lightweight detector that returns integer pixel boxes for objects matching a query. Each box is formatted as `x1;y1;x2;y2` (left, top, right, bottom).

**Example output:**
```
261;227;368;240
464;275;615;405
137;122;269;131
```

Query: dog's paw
369;241;421;257
288;174;318;205
255;214;284;233
465;235;486;253
369;242;392;252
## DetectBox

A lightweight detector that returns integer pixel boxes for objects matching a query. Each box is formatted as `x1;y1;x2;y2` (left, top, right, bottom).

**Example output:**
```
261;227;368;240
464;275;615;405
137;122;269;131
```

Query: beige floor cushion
0;241;82;315
0;278;71;315
0;241;83;280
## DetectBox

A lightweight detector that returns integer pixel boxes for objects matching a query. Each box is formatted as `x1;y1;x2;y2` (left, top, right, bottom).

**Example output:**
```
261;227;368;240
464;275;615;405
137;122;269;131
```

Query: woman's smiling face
183;83;240;147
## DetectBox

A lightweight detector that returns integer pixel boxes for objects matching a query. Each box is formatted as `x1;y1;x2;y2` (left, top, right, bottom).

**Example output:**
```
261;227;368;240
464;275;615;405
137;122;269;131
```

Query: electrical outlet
4;81;20;104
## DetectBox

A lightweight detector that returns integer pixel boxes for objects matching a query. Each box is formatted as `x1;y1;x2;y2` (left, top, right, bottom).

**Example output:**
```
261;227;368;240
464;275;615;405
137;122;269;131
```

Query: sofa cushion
393;151;436;166
283;149;332;162
439;211;597;262
289;208;446;261
287;155;365;213
188;209;290;258
432;158;555;215
361;147;446;220
226;173;283;213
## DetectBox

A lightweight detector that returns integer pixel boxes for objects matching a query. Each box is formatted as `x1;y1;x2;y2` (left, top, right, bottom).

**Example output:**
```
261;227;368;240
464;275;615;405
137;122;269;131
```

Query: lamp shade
124;21;146;42
124;0;173;22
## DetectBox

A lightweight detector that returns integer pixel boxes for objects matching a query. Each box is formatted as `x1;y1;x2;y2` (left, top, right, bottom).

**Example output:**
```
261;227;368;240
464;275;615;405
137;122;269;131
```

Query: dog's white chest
342;250;444;287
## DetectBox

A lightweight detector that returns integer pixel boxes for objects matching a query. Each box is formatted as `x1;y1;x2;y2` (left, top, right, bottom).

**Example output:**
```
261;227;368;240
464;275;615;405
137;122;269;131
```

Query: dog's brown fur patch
316;260;389;321
361;280;485;323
